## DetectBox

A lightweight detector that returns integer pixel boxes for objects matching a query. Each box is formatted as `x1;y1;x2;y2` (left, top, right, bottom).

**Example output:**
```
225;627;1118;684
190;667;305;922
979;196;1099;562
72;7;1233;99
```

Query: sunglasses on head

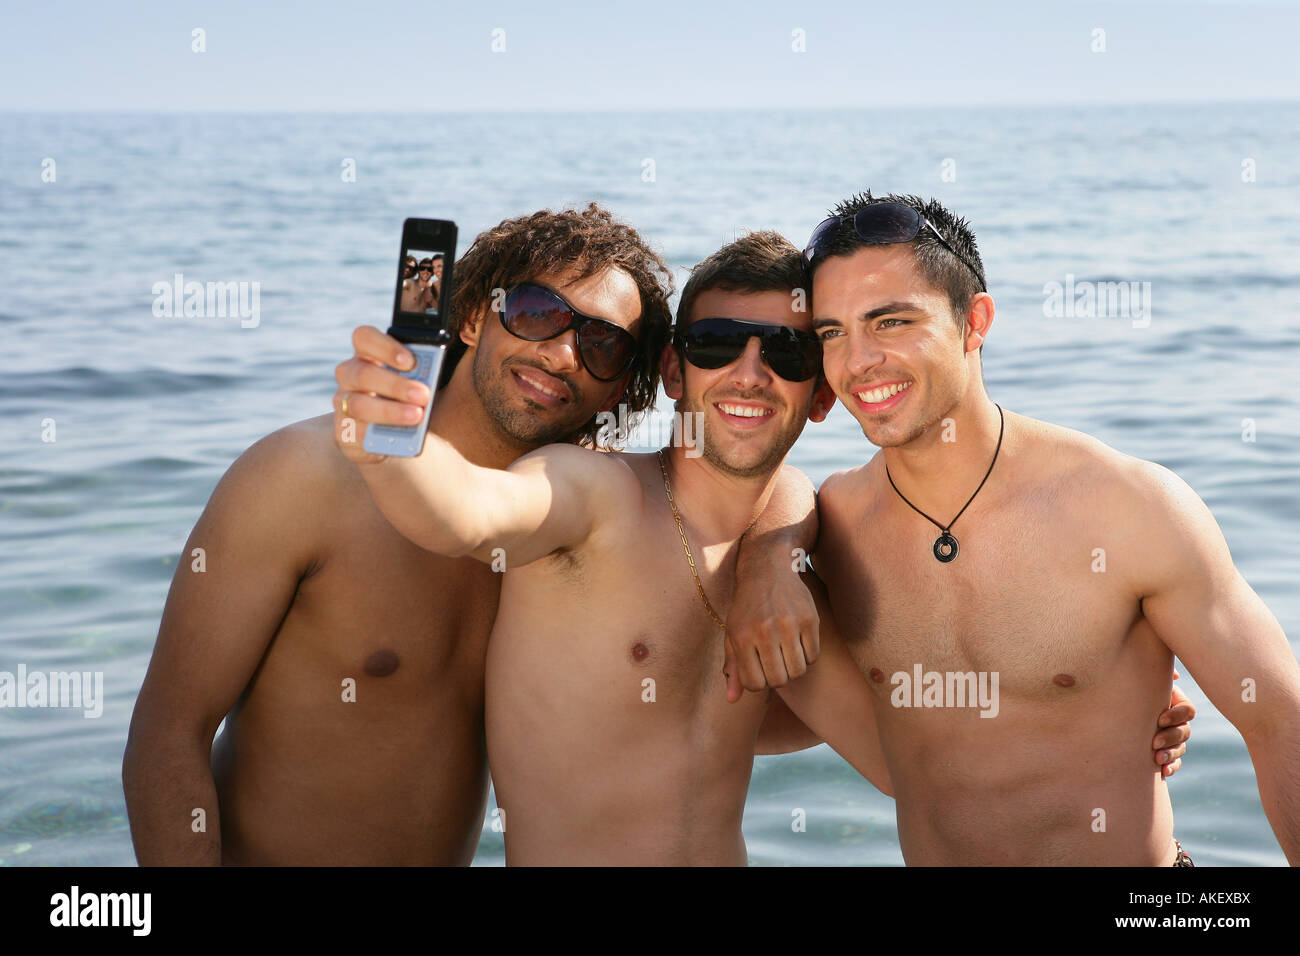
674;318;822;382
803;201;986;293
499;282;639;382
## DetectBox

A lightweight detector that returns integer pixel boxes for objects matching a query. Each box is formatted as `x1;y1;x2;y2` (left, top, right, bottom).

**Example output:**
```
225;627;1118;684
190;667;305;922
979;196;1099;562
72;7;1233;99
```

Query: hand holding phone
333;327;435;465
357;218;457;458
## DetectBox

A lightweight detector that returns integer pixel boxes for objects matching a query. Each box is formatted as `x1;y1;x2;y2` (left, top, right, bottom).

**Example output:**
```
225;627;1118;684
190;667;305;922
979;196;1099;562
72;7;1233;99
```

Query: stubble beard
862;378;960;450
472;349;589;448
677;391;805;480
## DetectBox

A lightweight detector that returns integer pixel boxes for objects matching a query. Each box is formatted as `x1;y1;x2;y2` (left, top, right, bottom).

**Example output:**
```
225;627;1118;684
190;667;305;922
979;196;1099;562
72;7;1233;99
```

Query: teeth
855;381;911;405
520;373;563;399
718;403;771;418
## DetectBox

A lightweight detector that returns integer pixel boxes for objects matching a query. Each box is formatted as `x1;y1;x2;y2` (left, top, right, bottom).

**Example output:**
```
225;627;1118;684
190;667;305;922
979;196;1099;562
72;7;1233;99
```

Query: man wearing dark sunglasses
400;257;435;313
124;204;685;865
333;229;1192;864
725;191;1300;866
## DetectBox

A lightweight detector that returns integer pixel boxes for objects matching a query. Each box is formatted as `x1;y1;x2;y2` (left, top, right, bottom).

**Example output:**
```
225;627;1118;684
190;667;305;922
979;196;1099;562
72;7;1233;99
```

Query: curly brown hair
441;203;674;447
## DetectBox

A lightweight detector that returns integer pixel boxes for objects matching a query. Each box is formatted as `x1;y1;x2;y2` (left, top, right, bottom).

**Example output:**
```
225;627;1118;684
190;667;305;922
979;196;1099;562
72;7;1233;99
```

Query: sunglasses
803;201;986;293
418;267;432;273
674;318;822;382
500;282;638;382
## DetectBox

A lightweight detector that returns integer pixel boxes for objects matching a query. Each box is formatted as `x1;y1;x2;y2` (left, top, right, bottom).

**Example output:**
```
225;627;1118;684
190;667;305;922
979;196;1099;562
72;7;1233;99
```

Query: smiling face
664;289;834;479
812;245;989;449
460;266;642;447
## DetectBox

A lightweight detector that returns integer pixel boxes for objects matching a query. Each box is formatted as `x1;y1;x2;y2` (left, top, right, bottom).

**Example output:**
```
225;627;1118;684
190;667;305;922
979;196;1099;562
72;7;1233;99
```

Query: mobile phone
362;218;457;458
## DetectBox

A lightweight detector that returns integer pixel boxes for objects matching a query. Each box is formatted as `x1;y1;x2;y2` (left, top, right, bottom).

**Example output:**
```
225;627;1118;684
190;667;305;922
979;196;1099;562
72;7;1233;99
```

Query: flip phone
362;218;457;458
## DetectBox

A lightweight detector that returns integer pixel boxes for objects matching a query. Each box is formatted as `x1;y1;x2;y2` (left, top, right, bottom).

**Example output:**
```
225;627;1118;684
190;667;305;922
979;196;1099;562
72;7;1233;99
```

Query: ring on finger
340;392;351;418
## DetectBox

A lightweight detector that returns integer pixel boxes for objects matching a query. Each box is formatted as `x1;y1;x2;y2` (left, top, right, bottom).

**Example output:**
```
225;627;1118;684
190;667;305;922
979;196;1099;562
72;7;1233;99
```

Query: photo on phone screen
399;249;447;316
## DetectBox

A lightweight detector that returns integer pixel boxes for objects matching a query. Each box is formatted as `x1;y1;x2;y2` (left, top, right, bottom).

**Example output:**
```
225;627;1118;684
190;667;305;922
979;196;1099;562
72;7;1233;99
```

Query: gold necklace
656;449;726;631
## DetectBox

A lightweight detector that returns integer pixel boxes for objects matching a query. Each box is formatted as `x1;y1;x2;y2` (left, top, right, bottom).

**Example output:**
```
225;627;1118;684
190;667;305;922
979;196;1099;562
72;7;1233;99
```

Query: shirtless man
400;257;436;313
121;204;675;864
426;254;444;311
730;192;1300;865
335;230;1190;864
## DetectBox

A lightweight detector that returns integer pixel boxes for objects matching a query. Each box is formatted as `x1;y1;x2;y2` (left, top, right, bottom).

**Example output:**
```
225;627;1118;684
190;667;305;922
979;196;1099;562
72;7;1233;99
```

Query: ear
661;343;684;401
459;307;488;349
964;292;994;355
807;375;837;424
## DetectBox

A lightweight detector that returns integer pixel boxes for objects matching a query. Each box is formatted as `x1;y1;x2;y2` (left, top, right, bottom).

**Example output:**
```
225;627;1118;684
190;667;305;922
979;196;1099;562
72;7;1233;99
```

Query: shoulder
508;441;646;498
1006;413;1136;494
209;414;352;525
1015;414;1204;516
227;414;347;484
1012;414;1224;576
818;454;881;513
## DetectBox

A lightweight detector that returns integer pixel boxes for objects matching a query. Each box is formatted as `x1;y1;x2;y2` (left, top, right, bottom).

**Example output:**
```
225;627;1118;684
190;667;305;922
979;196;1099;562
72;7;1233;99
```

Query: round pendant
933;532;959;563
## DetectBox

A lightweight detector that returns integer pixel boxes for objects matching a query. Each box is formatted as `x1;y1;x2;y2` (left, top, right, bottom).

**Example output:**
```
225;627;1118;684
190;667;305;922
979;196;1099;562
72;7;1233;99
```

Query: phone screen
397;245;449;318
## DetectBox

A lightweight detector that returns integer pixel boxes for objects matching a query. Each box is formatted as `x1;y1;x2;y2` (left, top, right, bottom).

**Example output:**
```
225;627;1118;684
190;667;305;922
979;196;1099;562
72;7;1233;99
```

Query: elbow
1240;711;1300;750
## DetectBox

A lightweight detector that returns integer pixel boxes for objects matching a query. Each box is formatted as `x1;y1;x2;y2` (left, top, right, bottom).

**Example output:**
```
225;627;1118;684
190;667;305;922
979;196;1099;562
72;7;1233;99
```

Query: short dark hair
676;230;806;329
442;203;674;447
809;191;986;331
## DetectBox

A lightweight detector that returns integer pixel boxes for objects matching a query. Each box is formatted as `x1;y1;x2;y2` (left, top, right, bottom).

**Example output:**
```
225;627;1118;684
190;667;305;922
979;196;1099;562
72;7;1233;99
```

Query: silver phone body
361;343;447;458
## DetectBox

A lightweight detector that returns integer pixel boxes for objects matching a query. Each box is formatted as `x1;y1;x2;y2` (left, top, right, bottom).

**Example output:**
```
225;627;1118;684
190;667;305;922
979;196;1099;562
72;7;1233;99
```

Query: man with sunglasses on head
725;191;1300;866
334;230;1191;864
123;204;682;865
426;253;445;311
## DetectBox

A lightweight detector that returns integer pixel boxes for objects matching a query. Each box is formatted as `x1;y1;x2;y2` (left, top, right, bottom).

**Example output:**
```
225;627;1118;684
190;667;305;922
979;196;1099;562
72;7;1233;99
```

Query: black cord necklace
885;404;1004;563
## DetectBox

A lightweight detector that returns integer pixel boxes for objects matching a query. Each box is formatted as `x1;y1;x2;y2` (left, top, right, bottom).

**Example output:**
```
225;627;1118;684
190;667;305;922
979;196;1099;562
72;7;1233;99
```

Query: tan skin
729;243;1300;865
333;279;1192;864
335;288;901;864
122;266;637;866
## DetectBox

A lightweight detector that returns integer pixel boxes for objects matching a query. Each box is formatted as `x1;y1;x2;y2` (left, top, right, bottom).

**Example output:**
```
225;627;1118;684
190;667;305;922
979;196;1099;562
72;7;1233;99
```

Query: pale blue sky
2;0;1297;110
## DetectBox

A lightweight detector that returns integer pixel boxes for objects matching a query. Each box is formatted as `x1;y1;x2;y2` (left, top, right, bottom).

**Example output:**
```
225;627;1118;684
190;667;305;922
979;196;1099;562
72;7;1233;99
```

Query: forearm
1243;723;1300;865
755;693;825;755
736;465;817;576
357;434;491;557
775;638;894;797
122;732;223;866
779;691;894;797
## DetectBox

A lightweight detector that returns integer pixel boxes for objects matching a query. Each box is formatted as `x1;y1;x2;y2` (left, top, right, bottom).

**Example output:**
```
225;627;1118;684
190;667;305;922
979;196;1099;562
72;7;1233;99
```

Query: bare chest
495;512;761;734
280;511;499;688
819;490;1140;702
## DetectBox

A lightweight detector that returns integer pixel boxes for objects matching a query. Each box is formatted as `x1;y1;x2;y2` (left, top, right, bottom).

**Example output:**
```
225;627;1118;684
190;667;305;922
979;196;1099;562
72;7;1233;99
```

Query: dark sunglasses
418;267;432;273
803;201;987;293
500;282;638;382
674;318;822;382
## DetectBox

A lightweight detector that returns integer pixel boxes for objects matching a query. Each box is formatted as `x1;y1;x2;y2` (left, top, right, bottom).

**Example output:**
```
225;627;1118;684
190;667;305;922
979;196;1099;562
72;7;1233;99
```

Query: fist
333;325;430;465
